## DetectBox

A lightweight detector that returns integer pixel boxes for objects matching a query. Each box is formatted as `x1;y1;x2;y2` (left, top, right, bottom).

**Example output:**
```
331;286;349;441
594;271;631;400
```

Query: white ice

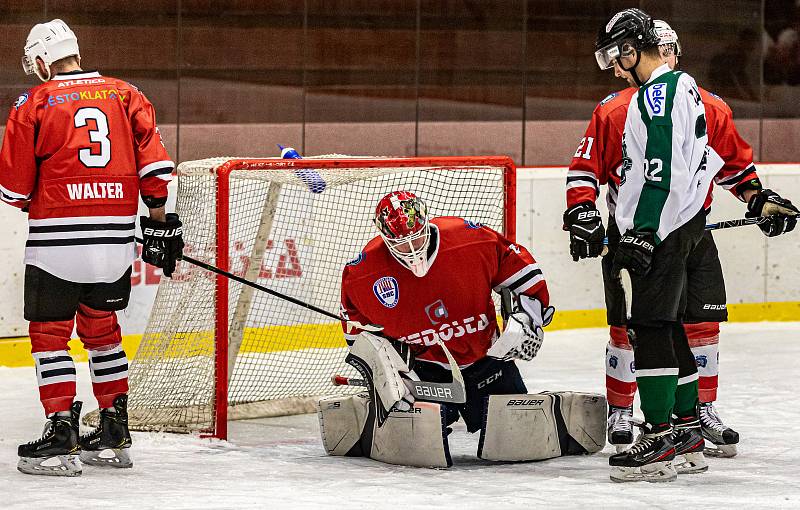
2;322;800;509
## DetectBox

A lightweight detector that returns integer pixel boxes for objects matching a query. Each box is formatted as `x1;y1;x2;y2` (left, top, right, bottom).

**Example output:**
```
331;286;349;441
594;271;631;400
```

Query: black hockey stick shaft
136;237;344;324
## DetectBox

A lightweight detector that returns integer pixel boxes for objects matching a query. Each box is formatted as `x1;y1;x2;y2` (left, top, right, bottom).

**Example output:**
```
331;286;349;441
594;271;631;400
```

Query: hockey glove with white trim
746;189;798;237
140;213;184;278
488;294;555;361
563;202;606;261
612;229;655;277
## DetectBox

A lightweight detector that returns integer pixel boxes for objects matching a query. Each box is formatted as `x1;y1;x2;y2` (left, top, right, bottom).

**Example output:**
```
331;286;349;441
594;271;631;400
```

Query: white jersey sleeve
615;64;722;243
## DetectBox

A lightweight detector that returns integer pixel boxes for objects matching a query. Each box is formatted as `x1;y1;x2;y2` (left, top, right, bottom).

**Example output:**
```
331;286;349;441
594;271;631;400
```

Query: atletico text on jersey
567;85;758;217
0;71;173;283
340;217;549;368
615;64;723;243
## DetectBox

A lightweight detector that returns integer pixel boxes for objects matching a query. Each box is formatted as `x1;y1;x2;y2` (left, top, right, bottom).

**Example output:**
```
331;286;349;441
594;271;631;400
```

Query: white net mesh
123;157;512;434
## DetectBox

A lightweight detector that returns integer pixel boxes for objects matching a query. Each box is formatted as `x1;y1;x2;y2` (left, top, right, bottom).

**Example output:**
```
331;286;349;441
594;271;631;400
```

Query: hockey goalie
318;191;606;467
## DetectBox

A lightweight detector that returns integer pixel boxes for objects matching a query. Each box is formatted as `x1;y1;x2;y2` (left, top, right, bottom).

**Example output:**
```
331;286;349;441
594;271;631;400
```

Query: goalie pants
602;214;726;407
24;265;131;415
414;356;527;433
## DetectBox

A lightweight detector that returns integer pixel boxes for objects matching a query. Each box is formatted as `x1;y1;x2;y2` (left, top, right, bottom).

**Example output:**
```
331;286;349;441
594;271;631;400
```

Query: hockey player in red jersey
1;20;184;476
319;191;606;467
563;19;798;461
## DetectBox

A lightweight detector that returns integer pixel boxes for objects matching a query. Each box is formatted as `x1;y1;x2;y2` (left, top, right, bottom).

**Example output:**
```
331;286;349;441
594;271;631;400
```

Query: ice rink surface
2;322;799;509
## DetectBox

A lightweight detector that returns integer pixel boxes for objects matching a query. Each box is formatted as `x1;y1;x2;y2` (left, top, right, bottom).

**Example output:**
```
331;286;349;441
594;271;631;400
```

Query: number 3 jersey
0;70;173;283
340;217;550;368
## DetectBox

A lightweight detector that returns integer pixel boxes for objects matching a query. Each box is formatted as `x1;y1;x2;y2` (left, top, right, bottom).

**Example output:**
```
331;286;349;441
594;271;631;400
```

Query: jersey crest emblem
373;277;399;308
608;355;619;369
695;355;708;368
644;82;668;117
599;92;618;106
13;93;29;110
464;220;483;229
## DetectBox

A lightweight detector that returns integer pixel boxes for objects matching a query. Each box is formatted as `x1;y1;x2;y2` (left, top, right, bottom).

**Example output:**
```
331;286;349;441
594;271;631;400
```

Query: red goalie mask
374;191;432;277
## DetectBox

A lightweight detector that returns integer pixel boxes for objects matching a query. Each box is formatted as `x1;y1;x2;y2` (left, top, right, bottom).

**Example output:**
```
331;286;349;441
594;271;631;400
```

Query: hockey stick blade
401;339;467;404
332;373;466;404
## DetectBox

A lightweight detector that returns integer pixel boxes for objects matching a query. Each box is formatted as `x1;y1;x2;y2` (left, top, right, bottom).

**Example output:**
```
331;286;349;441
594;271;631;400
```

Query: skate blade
704;442;737;458
610;461;677;483
675;452;709;474
80;448;133;468
18;455;82;477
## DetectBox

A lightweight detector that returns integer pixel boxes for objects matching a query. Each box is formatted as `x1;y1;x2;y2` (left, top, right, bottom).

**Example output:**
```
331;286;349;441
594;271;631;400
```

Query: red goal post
122;155;516;439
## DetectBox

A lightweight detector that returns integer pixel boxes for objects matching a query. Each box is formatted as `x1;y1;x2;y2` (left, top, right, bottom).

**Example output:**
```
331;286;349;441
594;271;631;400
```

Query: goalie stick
137;237;467;404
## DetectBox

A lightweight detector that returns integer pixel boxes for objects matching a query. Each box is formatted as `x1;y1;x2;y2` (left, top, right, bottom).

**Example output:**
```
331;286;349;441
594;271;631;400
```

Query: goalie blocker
318;391;606;468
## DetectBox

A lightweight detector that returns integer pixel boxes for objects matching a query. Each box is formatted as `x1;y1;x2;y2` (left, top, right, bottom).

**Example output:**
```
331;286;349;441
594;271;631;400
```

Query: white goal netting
118;156;514;436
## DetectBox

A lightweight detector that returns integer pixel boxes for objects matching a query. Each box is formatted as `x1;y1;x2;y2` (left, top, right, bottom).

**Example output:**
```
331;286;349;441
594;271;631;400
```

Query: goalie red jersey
340;216;549;368
566;86;759;214
0;70;173;283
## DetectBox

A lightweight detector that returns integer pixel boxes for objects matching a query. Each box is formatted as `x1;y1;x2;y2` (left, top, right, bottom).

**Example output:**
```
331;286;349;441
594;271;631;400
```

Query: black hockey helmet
595;8;659;71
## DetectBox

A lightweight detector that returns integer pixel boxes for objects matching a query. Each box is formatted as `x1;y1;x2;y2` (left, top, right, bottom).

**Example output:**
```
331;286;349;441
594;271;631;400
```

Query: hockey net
119;156;515;438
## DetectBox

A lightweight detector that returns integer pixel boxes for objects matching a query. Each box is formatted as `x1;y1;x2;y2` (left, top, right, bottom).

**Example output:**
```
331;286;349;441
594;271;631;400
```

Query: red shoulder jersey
0;70;173;283
566;87;757;215
340;217;549;368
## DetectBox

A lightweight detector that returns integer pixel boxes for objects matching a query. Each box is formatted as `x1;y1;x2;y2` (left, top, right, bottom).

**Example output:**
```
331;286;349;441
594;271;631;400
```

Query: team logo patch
425;299;448;325
464;220;483;229
14;93;28;110
608;355;619;369
373;276;399;308
695;355;708;368
599;92;618;106
645;82;668;117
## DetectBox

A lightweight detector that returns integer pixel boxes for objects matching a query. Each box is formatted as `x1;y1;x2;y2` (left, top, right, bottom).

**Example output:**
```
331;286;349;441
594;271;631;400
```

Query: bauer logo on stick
373;276;399;308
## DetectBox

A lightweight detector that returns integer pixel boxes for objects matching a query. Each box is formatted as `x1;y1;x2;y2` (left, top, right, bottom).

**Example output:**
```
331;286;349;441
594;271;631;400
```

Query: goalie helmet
374;191;432;277
22;19;80;82
595;8;658;83
654;19;682;60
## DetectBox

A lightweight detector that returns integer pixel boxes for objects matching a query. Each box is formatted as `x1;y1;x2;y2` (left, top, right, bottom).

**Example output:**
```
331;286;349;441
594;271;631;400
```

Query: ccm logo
577;210;600;220
507;399;545;406
143;227;183;237
414;385;453;399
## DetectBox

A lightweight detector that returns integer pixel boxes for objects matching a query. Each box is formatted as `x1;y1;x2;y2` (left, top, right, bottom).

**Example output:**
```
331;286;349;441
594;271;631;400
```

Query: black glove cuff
564;202;602;226
140;214;183;239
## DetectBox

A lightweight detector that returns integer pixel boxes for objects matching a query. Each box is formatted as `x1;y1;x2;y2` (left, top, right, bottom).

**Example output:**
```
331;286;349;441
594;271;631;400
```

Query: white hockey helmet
22;19;80;82
654;19;682;58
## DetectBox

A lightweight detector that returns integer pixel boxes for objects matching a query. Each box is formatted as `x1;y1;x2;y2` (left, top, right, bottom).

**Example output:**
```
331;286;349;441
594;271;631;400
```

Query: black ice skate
671;414;708;474
609;422;677;483
18;401;82;477
79;394;133;468
607;404;635;451
699;401;739;458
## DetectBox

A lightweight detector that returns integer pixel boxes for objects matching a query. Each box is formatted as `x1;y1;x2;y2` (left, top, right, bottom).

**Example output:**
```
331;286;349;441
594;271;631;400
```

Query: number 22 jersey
0;70;173;283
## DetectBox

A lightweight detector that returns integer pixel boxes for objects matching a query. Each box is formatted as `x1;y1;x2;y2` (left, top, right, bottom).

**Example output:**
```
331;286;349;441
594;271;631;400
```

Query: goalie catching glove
140;213;184;278
488;293;555;361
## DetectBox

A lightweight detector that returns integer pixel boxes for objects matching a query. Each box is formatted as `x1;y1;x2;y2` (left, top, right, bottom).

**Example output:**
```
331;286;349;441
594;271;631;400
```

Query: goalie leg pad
478;392;606;461
318;394;452;467
369;402;452;468
318;393;371;457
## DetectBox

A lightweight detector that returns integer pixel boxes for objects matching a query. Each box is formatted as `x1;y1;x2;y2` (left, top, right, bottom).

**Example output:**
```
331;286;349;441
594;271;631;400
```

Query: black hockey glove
746;189;798;237
140;213;184;278
612;229;655;277
563;202;606;261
